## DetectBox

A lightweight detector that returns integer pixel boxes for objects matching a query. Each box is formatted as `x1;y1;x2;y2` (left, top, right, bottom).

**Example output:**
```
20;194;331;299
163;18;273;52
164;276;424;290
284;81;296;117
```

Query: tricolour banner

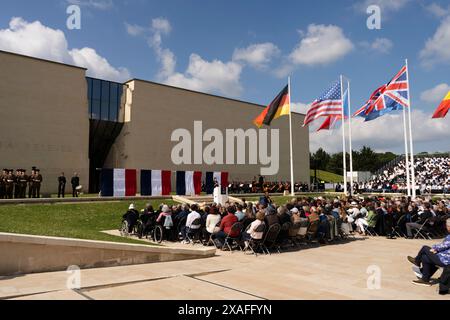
101;169;137;197
140;170;172;196
206;172;229;194
176;171;202;196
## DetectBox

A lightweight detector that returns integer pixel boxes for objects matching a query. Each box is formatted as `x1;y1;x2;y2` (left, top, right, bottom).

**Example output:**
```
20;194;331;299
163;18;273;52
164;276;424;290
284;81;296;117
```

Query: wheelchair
120;218;143;238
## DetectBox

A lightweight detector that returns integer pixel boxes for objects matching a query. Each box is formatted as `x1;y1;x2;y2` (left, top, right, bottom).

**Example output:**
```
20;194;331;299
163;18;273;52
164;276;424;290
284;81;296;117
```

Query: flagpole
405;59;416;199
340;75;348;195
288;76;295;196
347;80;354;196
402;100;412;197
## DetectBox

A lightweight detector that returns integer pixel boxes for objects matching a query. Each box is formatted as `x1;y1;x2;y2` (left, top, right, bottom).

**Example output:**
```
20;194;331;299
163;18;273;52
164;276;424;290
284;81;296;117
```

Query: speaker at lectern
213;185;229;205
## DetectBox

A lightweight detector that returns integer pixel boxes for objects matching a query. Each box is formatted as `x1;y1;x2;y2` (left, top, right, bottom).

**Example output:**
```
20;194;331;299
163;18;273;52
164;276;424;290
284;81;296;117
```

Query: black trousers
58;183;66;198
72;186;78;197
415;246;445;281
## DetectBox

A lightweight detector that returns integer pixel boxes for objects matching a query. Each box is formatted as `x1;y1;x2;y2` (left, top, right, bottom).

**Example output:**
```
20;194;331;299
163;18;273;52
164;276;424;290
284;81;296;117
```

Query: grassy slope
0;200;175;245
310;170;343;183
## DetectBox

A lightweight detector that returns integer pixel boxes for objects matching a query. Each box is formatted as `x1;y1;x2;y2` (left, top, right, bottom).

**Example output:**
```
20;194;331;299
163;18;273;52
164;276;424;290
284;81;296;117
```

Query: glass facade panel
100;81;110;120
86;77;123;122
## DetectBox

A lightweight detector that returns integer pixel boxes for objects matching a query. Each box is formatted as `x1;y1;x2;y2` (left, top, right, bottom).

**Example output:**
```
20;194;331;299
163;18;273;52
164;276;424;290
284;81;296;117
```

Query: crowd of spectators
355;156;449;195
121;194;450;253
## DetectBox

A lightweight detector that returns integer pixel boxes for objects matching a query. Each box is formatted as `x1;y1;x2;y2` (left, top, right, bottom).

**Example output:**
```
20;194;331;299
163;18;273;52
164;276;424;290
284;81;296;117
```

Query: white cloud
425;3;450;18
165;54;243;97
146;18;176;80
232;43;280;69
420;83;450;103
144;17;243;97
356;0;411;13
0;17;130;82
70;48;130;81
125;22;146;37
289;24;354;66
67;0;114;10
420;16;450;67
152;17;171;35
308;109;450;153
372;38;393;53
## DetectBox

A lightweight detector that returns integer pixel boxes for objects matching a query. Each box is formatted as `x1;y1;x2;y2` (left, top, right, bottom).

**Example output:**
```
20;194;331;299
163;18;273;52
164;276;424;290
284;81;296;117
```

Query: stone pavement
0;237;448;300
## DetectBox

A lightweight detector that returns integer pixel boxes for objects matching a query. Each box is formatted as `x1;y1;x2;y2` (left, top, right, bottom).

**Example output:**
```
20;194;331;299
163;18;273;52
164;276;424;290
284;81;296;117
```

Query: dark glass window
92;79;101;100
109;83;119;122
101;81;110;120
86;77;124;122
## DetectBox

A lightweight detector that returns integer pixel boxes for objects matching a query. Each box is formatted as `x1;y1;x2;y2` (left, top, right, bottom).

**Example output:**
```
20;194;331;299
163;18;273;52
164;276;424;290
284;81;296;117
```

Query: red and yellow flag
254;85;290;128
432;91;450;119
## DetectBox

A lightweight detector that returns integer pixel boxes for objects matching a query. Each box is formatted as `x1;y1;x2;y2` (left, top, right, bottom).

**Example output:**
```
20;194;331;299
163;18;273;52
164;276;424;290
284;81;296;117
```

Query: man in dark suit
71;173;80;198
58;172;66;198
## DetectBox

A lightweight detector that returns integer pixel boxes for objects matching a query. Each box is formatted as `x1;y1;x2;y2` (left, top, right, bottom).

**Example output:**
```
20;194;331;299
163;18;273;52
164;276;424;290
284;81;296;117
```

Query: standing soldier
20;170;28;199
58;172;66;198
14;169;20;199
34;169;43;198
0;169;6;199
28;168;36;199
5;170;14;199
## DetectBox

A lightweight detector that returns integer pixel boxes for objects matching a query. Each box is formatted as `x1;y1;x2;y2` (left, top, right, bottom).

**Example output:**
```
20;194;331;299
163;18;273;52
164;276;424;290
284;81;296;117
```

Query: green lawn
0;199;175;245
310;170;343;183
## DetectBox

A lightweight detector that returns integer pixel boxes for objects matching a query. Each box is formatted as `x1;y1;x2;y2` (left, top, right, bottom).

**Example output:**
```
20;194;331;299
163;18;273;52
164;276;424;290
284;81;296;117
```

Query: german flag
432;91;450;119
254;85;290;128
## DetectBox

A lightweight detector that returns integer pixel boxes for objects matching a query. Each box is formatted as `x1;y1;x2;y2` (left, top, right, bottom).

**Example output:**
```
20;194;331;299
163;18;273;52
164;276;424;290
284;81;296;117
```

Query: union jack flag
303;80;343;126
354;65;409;121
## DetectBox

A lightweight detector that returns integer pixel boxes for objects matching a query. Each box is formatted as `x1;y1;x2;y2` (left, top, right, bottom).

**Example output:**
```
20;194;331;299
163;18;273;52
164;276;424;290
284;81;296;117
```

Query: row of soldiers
0;168;43;199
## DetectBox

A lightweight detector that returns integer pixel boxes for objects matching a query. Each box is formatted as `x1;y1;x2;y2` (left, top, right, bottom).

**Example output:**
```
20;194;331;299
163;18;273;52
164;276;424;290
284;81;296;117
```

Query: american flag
354;65;409;120
303;81;343;126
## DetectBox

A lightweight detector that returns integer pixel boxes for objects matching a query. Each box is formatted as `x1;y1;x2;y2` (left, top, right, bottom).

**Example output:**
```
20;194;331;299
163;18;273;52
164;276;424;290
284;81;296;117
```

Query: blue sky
0;0;449;153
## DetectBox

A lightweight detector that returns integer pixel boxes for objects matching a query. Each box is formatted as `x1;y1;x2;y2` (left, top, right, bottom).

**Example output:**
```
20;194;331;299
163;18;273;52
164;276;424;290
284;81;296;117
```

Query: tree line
310;146;398;175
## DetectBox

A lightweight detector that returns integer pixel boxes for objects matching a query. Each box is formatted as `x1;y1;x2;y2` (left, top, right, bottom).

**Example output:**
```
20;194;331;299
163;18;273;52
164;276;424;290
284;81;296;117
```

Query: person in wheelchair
155;204;175;241
140;204;157;236
122;204;140;233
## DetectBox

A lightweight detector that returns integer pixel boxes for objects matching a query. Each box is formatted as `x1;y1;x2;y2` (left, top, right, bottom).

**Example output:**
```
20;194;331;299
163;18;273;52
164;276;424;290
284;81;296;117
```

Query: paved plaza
0;236;447;300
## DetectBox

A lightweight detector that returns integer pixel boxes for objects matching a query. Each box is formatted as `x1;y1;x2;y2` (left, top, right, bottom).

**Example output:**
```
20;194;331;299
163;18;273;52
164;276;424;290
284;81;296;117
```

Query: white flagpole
405;59;416;199
288;76;295;196
340;75;348;195
402;101;411;197
347;80;354;196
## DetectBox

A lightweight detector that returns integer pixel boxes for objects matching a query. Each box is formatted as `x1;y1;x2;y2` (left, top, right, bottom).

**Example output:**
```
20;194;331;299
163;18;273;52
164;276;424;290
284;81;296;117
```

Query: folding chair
245;223;266;257
222;222;244;252
392;214;407;238
413;219;433;240
277;222;292;251
288;221;302;247
261;223;281;255
364;223;379;236
186;218;203;245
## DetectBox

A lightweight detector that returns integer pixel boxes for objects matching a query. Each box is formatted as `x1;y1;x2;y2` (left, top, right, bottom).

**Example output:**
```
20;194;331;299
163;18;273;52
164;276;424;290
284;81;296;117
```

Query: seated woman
407;218;450;286
339;206;353;236
243;211;266;249
205;207;221;238
156;204;173;228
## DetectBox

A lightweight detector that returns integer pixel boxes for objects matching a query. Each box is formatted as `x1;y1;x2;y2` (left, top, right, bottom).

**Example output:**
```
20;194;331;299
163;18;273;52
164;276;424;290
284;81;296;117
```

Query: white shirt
186;211;201;229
